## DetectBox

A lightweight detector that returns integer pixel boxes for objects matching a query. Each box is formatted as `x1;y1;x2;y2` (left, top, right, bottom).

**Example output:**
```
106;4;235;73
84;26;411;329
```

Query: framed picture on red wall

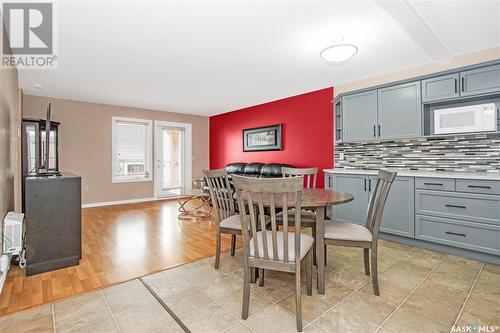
243;124;282;152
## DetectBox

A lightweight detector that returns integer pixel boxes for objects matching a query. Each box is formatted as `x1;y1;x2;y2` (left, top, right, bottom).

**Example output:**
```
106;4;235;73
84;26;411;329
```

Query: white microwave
434;103;497;135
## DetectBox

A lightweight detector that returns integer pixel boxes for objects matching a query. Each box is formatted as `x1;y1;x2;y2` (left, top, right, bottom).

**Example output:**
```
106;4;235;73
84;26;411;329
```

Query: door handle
373;125;376;137
377;125;381;137
454;78;458;94
364;179;367;191
424;182;443;186
445;204;466;209
468;185;491;189
368;179;372;191
445;231;466;237
461;77;465;92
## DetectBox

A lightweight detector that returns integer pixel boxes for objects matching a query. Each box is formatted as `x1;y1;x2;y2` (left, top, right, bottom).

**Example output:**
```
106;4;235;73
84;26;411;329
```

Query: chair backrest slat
232;175;303;264
203;169;236;223
282;167;318;189
364;169;397;242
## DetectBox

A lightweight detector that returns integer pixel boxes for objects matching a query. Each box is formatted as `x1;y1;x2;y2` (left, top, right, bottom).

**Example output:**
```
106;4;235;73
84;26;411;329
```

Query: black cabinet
25;173;82;276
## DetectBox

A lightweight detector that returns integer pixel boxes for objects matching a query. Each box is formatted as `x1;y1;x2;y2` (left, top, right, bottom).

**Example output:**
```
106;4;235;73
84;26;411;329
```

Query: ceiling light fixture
320;36;358;65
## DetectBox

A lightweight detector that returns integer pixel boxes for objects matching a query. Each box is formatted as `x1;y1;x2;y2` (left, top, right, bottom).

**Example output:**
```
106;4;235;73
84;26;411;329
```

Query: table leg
316;206;325;295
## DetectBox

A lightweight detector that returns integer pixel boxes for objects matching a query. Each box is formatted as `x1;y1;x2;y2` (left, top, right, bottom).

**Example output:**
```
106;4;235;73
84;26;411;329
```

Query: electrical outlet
84;185;89;192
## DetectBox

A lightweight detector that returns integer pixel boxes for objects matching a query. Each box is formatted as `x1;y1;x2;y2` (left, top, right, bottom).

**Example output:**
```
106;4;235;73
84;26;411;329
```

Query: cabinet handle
454;78;458;94
364;179;367;191
329;177;332;187
461;77;465;92
368;179;372;191
445;231;466;237
424;182;443;186
378;125;381;137
467;185;491;189
445;204;466;209
373;125;376;137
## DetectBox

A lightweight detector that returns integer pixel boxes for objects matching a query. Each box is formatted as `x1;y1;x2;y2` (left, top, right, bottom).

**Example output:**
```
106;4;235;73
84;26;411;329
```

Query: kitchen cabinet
334;96;343;143
372;176;415;237
460;64;500;97
343;90;378;142
327;173;415;237
377;81;422;139
421;74;460;102
328;174;370;224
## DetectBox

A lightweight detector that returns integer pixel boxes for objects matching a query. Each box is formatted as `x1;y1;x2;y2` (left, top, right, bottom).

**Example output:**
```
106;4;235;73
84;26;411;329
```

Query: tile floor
1;240;499;333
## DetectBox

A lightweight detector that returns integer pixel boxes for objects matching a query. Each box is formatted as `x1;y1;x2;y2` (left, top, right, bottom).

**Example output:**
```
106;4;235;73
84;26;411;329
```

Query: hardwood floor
0;198;237;316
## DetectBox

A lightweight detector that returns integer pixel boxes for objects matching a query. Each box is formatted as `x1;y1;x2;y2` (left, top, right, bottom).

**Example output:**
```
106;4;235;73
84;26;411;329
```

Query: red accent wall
209;87;334;188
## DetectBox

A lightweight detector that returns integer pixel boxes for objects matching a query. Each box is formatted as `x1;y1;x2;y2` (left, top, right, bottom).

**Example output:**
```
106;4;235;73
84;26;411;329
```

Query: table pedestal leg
316;206;325;294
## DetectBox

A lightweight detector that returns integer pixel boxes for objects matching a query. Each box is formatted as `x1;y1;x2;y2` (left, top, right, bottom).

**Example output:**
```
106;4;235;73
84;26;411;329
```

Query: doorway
154;121;192;198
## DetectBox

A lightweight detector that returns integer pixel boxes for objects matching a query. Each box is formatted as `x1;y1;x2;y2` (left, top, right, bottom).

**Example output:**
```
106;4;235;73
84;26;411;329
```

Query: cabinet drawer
415;178;455;191
416;215;500;255
416;190;500;225
456;179;500;195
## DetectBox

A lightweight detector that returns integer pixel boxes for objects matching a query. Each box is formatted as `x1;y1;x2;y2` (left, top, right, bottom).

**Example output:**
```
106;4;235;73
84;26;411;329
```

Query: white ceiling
19;0;500;116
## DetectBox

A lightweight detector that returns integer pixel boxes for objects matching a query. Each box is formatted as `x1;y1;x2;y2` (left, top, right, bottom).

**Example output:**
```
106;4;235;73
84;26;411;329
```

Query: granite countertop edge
323;169;500;181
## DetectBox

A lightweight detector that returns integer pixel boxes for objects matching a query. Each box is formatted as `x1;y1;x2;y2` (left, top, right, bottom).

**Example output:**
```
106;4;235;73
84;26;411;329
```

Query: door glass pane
41;129;57;170
26;124;37;174
162;128;183;189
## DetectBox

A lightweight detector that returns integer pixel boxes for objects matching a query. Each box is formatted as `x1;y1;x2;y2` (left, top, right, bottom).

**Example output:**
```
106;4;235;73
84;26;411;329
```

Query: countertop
323;169;500;181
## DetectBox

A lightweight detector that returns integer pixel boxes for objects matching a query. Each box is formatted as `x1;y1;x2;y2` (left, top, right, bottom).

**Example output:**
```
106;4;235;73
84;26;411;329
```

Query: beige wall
22;95;209;205
335;47;500;96
0;68;19;219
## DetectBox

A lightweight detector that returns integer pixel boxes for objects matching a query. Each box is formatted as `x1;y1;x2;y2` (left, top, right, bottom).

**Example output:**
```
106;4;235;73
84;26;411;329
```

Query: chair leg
306;250;312;296
363;248;370;275
230;234;236;256
250;267;256;284
295;261;303;332
312;224;317;266
324;244;327;266
242;264;251;319
258;268;264;287
371;247;379;296
215;229;221;269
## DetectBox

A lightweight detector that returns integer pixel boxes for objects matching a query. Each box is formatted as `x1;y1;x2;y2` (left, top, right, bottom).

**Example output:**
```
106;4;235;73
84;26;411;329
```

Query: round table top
240;188;354;208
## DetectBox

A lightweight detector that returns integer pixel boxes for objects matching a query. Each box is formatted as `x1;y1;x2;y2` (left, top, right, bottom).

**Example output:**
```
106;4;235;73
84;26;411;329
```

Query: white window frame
112;116;153;183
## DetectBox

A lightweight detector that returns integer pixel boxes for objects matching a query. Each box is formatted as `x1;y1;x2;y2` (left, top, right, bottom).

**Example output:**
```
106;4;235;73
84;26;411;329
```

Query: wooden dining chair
232;175;313;332
203;168;241;269
324;169;396;296
278;167;321;263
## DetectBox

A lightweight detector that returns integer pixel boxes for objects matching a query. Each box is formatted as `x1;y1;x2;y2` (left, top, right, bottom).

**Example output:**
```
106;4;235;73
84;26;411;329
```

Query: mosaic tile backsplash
334;133;500;173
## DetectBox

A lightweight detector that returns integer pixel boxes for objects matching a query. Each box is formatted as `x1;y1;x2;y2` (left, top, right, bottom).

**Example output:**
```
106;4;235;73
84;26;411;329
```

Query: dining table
247;188;354;294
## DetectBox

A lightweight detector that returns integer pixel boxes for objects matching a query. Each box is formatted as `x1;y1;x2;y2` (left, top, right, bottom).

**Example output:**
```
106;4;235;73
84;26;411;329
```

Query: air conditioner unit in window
3;212;24;255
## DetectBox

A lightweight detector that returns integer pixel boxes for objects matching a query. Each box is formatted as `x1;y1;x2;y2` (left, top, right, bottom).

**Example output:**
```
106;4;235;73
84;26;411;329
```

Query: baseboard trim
82;197;157;208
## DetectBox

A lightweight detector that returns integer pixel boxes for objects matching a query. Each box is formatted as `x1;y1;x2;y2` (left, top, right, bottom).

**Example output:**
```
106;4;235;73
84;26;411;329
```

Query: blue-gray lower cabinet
373;176;415;237
328;174;369;224
415;215;500;256
327;174;415;237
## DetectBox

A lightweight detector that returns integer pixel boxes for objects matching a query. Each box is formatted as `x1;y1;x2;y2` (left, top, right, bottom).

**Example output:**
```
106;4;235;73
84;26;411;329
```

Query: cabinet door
460;64;500;97
377;81;421;140
343;91;378;142
421;74;459;102
372;176;415;237
330;174;369;224
334;96;343;143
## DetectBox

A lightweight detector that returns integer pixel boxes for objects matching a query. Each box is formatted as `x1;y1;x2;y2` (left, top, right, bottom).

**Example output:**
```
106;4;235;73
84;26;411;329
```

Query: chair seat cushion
220;215;270;230
249;231;314;261
276;209;316;221
324;220;373;242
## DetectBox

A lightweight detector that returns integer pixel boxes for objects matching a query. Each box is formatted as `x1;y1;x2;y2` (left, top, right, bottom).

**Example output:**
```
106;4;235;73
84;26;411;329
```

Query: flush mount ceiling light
320;43;358;64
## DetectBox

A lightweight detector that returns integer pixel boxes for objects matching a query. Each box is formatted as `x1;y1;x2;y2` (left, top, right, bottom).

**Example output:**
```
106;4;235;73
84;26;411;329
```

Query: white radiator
3;212;24;255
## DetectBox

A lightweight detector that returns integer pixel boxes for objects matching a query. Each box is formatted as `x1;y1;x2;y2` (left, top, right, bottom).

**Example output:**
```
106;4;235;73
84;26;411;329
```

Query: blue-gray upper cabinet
329;174;370;224
460;64;500;97
377;81;422;140
343;90;378;142
334;96;343;143
371;176;415;237
421;73;460;103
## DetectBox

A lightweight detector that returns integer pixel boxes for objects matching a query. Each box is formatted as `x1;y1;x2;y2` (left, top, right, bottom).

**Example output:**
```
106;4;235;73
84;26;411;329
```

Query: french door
154;121;192;197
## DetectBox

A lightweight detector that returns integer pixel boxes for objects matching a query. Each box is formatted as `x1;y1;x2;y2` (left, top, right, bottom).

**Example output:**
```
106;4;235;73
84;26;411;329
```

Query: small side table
176;188;212;219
